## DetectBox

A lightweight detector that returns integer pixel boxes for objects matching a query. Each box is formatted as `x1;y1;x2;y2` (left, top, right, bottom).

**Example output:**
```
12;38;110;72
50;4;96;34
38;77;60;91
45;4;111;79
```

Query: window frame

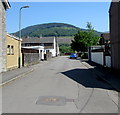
7;45;11;55
11;45;14;55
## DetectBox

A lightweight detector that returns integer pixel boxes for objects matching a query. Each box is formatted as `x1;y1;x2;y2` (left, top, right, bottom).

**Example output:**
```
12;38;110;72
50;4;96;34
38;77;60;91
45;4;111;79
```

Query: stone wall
22;53;39;66
0;1;7;73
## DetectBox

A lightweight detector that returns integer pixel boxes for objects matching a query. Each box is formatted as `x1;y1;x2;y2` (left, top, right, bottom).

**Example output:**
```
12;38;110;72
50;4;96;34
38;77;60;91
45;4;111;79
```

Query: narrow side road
2;56;118;113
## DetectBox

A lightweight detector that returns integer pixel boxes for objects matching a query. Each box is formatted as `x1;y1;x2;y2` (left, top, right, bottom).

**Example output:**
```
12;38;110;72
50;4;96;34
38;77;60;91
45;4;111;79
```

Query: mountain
12;23;101;37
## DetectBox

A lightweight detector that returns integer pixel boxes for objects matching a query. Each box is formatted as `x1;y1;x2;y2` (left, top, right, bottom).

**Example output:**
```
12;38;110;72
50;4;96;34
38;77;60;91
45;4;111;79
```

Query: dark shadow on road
61;68;115;91
85;61;120;92
86;60;120;76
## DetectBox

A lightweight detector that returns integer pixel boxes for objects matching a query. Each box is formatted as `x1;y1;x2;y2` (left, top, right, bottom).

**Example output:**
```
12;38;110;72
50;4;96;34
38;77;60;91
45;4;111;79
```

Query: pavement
1;62;42;86
81;60;119;108
1;59;57;86
81;59;120;92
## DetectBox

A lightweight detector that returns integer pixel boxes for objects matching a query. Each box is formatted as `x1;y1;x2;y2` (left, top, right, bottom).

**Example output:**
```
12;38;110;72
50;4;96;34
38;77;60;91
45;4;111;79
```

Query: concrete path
2;56;118;113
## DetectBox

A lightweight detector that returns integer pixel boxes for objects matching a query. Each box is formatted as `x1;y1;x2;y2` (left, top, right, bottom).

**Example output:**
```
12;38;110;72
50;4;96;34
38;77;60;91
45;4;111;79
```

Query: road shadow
61;68;115;91
86;60;120;76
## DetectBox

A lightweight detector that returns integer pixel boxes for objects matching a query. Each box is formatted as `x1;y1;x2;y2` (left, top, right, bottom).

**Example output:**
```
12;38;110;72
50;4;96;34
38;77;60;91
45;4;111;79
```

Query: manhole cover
66;99;74;102
36;96;66;106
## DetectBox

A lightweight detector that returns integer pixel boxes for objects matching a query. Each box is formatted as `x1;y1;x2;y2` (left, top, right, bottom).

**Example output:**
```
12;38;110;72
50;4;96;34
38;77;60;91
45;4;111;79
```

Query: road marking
0;69;34;87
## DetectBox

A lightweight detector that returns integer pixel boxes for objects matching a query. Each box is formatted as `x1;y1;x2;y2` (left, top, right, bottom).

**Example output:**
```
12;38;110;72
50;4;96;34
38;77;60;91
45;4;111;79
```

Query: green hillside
12;23;101;37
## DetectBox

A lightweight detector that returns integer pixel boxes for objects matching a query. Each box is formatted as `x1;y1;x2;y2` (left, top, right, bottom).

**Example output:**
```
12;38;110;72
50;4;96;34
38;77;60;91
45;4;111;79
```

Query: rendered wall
105;56;111;68
91;52;104;66
6;35;22;70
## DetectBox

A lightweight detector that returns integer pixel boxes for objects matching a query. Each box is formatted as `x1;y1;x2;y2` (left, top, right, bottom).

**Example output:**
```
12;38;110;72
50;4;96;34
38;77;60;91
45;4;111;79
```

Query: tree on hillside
86;22;93;30
71;22;100;53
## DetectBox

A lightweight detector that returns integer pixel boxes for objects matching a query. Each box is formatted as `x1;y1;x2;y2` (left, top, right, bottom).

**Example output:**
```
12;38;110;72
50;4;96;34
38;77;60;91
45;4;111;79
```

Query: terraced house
0;0;10;72
6;34;22;70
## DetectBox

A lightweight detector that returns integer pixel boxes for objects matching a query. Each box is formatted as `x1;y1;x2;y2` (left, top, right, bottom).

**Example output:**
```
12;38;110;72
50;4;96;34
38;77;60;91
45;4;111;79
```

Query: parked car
65;53;71;55
70;53;77;59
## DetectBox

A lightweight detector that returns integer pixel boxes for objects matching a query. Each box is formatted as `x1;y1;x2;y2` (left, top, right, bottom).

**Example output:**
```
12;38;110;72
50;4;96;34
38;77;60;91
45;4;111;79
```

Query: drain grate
36;96;66;106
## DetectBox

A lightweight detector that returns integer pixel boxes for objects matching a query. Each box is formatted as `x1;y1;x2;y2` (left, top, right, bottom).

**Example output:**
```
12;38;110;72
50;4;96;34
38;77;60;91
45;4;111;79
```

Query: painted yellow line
0;69;34;87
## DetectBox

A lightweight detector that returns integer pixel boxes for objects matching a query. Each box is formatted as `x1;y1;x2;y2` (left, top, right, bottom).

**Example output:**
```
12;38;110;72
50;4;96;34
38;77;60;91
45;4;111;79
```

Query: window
7;45;10;55
46;50;49;53
11;46;14;55
27;44;30;46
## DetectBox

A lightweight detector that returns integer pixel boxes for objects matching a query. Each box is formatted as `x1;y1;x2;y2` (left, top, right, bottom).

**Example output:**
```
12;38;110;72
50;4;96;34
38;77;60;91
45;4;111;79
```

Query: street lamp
18;6;29;68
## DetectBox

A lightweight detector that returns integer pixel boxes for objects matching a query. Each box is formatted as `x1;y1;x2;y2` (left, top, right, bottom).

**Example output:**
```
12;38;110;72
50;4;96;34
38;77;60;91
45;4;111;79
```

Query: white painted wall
105;56;111;68
51;49;56;57
45;49;56;57
44;37;57;57
41;50;44;60
44;37;59;57
57;45;60;56
39;49;44;60
91;52;104;65
53;37;56;57
22;46;44;60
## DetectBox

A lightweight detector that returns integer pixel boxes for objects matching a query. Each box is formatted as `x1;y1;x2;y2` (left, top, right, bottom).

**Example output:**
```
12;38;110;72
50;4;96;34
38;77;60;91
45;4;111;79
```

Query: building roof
57;37;74;44
7;33;22;41
22;37;55;44
22;37;74;44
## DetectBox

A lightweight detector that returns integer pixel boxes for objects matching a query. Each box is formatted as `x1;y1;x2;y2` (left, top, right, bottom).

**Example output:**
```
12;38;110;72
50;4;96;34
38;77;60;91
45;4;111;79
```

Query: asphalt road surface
2;56;118;113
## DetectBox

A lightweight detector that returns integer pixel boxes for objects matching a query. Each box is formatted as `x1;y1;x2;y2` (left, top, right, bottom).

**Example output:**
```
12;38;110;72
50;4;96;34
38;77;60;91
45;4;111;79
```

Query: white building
22;46;44;60
22;37;60;57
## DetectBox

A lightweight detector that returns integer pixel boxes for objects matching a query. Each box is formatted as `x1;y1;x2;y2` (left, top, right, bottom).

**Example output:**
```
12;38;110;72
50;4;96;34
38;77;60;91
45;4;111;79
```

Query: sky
6;2;111;33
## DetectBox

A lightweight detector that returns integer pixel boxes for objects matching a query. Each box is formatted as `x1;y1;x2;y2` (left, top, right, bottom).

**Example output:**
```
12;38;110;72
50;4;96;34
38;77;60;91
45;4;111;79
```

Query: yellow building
6;34;22;70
